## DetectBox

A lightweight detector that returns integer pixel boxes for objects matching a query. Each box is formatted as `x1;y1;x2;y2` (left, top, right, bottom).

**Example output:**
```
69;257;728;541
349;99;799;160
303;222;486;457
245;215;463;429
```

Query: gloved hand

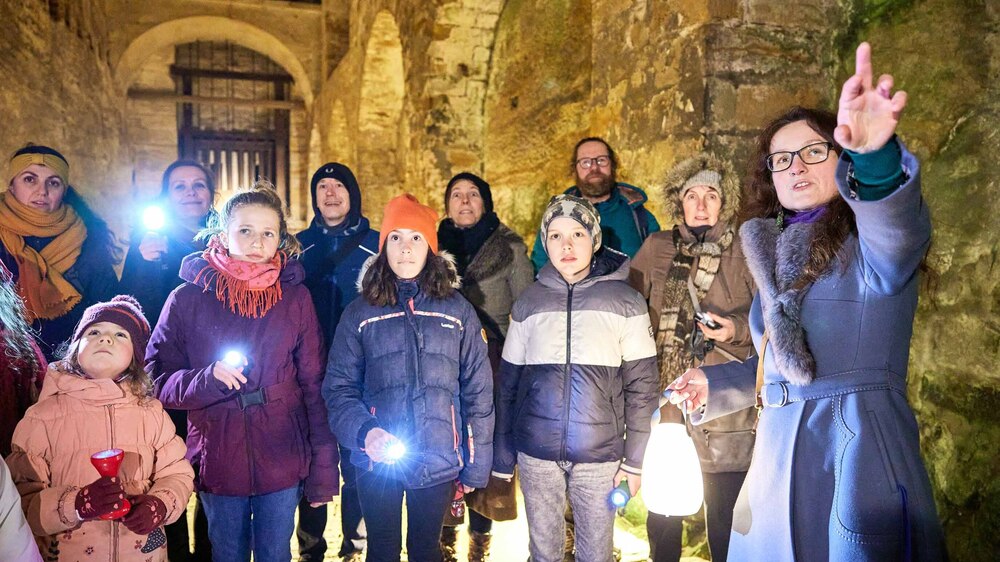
74;476;126;520
121;494;168;535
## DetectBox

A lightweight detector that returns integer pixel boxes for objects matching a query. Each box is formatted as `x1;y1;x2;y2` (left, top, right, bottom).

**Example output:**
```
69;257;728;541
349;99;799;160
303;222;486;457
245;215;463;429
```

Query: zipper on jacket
451;404;463;468
560;284;575;460
106;405;120;562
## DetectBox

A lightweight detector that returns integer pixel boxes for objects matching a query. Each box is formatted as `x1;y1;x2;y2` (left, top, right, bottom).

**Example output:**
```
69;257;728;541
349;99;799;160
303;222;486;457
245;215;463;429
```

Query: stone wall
839;0;1000;557
0;0;131;235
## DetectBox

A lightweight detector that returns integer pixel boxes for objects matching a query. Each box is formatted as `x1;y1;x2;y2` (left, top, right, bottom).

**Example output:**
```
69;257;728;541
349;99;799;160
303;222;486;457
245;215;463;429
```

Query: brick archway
114;16;313;108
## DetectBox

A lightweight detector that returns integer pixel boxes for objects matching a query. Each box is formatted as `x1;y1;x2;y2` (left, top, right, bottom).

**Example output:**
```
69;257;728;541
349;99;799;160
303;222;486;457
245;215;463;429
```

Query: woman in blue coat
323;194;494;562
667;43;945;560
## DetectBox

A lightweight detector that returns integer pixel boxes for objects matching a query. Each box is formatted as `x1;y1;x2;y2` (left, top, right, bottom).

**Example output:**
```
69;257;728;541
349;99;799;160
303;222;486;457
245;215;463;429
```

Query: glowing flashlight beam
610;480;631;508
142;205;166;231
223;351;245;369
385;441;406;461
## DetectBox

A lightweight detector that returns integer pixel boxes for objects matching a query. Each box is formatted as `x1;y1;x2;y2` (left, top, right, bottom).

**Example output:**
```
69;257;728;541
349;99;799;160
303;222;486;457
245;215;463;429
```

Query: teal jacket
530;183;660;273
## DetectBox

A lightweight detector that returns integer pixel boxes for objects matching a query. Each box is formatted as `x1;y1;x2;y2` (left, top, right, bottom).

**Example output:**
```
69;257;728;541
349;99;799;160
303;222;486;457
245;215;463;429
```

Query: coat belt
759;368;906;408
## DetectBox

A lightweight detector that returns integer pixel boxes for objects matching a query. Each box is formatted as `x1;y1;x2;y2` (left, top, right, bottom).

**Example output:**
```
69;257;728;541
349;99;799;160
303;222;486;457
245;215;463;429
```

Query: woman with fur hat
6;295;194;562
437;172;532;562
0;144;120;360
494;194;659;562
323;193;495;562
629;156;756;562
666;43;945;560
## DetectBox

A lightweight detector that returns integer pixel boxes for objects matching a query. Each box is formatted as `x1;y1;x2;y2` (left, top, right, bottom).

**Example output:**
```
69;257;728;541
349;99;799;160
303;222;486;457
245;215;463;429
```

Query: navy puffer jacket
322;267;494;489
494;249;659;477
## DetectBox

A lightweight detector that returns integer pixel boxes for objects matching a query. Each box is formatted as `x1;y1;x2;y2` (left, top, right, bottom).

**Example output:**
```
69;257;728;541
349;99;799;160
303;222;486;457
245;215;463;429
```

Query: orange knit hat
379;193;440;254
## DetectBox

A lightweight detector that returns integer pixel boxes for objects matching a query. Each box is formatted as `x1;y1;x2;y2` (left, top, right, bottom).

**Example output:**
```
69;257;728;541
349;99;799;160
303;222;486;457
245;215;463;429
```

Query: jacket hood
39;362;136;406
537;246;630;289
310;162;363;230
179;251;306;289
662;154;741;226
564;182;649;208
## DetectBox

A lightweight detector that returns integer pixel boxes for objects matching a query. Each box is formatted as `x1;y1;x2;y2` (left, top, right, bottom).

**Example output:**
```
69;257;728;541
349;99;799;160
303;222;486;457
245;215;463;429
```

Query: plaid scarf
654;223;734;391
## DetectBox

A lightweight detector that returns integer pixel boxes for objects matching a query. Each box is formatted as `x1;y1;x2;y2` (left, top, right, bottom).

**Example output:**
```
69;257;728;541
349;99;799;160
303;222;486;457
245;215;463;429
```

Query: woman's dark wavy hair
0;269;42;379
361;251;458;307
64;186;124;265
739;106;854;289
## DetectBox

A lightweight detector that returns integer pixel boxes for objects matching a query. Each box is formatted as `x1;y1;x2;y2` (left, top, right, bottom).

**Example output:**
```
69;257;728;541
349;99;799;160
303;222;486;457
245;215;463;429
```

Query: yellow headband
8;153;70;186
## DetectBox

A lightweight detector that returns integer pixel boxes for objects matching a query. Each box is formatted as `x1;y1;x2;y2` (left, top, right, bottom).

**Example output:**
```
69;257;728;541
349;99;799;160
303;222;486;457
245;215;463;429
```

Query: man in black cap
295;162;378;562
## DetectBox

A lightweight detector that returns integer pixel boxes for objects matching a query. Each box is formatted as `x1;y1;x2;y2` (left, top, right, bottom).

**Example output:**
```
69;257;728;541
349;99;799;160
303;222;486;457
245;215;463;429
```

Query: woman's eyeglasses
765;142;834;172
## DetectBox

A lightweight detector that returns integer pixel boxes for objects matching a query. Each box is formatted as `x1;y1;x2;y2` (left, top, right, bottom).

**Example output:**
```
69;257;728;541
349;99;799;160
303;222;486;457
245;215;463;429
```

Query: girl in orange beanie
323;193;495;562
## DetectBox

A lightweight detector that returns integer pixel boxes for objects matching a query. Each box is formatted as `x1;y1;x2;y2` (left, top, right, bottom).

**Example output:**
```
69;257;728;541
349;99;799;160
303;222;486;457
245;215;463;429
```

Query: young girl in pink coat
7;295;194;561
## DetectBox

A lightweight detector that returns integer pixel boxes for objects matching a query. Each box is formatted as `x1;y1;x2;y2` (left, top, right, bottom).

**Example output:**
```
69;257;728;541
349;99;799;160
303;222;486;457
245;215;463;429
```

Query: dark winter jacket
295;220;378;346
531;183;660;272
146;254;339;502
120;221;208;329
1;234;119;360
322;259;495;489
494;249;659;477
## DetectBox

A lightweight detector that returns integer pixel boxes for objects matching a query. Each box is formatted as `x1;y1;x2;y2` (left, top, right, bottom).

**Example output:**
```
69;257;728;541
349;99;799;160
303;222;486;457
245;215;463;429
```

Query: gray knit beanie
540;194;602;254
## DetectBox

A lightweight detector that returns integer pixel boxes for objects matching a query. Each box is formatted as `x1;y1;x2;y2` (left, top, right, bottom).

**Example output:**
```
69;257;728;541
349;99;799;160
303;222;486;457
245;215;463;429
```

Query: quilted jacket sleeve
145;403;194;525
322;302;376;454
6;412;81;536
456;303;494;488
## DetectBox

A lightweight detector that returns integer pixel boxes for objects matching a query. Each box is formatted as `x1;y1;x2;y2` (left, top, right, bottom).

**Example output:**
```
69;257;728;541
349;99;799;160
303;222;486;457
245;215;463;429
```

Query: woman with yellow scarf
0;144;120;359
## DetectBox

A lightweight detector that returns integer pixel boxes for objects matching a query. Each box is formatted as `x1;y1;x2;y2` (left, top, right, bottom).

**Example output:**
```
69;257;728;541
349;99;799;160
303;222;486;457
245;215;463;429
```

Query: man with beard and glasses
530;137;660;273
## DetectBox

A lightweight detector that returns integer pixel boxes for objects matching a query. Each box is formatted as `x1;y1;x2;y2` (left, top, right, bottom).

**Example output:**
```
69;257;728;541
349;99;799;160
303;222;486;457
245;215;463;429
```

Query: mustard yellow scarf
0;192;87;320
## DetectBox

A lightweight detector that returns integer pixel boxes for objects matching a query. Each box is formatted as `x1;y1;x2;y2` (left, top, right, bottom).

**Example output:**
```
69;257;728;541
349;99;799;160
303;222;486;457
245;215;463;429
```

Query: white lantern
641;419;704;516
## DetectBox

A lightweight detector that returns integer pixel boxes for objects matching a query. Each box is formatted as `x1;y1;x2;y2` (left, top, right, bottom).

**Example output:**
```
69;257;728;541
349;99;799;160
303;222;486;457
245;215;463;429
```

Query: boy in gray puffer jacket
493;194;659;562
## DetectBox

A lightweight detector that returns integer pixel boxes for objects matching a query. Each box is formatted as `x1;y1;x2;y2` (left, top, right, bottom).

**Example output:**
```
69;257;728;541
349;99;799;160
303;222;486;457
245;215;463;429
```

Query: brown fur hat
662;154;741;226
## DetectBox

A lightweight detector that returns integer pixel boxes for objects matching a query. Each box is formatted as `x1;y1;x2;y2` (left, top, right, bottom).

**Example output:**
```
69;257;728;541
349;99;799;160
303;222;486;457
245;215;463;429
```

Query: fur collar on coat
739;217;821;385
462;224;523;284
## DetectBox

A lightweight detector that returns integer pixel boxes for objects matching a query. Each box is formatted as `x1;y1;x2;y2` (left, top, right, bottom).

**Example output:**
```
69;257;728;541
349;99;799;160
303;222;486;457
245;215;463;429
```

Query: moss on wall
836;0;1000;557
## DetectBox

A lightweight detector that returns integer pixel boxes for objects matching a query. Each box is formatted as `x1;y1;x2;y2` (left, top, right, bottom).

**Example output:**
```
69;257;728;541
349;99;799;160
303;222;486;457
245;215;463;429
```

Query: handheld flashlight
223;351;246;369
610;479;632;508
142;205;166;232
385;441;407;461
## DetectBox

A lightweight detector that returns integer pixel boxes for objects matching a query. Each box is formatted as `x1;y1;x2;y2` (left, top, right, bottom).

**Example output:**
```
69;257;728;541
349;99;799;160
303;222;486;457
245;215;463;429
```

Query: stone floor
184;492;719;561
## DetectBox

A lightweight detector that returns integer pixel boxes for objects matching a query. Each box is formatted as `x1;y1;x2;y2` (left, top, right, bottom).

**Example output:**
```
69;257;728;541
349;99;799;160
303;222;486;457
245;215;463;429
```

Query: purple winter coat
145;253;339;502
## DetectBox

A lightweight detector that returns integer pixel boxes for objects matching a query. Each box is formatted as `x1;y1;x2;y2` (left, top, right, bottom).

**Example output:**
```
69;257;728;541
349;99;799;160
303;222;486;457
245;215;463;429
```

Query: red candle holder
90;449;131;520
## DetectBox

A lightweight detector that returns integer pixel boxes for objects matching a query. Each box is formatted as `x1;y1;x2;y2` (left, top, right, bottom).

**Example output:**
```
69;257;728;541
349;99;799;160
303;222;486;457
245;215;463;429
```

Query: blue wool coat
322;277;495;490
696;147;945;561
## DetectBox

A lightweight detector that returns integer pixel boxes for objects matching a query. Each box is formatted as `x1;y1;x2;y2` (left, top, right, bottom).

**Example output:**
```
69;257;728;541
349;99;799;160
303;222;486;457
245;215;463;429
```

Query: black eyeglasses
576;156;611;170
765;142;834;172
